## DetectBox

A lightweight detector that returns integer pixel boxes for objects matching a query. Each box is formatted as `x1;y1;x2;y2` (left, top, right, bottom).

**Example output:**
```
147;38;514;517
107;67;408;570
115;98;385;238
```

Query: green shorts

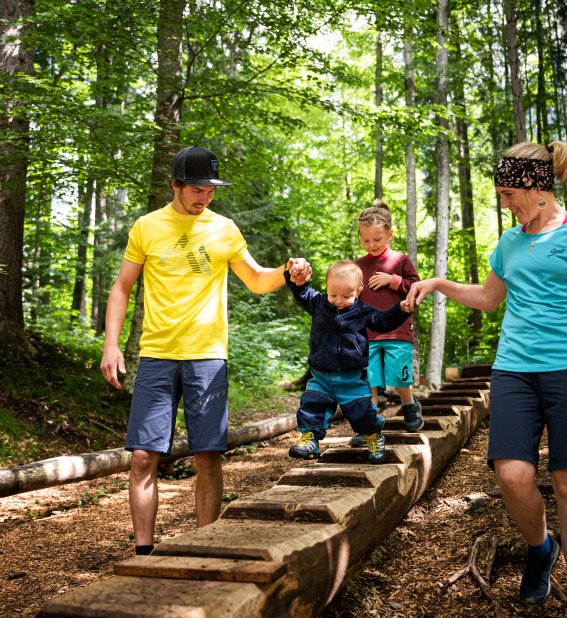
367;340;413;389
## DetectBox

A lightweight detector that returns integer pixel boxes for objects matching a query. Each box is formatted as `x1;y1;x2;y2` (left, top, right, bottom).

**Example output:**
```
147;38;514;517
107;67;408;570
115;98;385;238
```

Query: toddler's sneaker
350;433;366;448
289;431;321;460
402;396;424;432
364;432;386;464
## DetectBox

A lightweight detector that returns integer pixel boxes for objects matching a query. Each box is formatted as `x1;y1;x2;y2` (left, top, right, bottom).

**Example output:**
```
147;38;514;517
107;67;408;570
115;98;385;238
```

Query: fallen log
0;414;299;498
38;365;493;618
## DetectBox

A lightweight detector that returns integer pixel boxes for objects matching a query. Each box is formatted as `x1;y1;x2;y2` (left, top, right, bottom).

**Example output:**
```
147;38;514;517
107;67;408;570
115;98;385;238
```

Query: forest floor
1;395;566;617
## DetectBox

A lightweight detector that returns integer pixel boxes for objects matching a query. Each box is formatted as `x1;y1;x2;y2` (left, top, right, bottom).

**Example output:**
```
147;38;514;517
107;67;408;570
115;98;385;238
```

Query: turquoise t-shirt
489;222;567;372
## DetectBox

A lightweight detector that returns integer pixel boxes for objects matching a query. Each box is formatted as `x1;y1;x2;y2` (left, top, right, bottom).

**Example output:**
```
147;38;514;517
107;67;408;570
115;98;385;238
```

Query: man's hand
100;345;127;390
286;257;312;285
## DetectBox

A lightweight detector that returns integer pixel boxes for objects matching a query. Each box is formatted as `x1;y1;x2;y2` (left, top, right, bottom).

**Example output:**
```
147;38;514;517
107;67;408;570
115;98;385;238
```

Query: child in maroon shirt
353;201;423;437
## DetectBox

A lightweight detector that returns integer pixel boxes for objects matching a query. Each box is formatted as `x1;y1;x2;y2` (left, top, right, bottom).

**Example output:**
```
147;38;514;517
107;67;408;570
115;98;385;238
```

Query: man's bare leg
129;449;161;546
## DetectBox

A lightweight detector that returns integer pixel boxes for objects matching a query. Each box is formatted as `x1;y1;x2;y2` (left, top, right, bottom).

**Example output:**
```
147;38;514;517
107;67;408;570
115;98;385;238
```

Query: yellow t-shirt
124;204;249;359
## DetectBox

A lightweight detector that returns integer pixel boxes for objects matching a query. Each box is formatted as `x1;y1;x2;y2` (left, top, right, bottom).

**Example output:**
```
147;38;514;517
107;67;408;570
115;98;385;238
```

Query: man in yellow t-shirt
100;146;311;555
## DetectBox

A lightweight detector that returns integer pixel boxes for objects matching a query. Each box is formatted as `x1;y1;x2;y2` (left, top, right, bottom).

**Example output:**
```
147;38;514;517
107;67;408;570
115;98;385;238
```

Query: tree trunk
91;188;107;333
122;0;185;393
0;415;300;497
503;0;526;142
0;0;35;361
70;174;94;323
485;2;504;239
454;38;481;340
427;0;450;390
403;3;420;387
374;30;383;200
535;0;549;145
550;8;565;141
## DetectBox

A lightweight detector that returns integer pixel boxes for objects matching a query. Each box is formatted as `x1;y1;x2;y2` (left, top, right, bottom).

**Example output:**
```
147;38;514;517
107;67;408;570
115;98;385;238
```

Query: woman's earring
538;199;546;208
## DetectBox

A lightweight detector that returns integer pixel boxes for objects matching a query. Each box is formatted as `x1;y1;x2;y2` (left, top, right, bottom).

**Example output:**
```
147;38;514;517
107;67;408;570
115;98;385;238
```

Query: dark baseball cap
171;146;231;186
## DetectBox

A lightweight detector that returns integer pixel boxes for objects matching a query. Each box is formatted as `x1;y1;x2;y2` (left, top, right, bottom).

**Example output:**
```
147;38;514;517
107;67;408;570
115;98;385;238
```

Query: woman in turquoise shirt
405;140;567;608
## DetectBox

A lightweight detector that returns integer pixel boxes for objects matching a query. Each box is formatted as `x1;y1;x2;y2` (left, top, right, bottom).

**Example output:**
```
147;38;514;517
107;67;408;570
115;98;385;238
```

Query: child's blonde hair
326;260;363;287
358;199;392;231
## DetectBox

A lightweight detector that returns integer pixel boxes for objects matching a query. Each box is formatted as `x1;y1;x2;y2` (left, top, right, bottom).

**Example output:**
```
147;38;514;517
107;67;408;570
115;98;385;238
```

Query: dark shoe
289;431;320;460
519;536;560;606
403;397;424;432
350;433;366;448
364;432;386;464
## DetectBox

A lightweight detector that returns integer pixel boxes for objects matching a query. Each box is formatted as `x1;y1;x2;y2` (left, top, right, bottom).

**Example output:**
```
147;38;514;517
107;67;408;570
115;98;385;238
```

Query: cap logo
211;160;219;171
209;178;223;184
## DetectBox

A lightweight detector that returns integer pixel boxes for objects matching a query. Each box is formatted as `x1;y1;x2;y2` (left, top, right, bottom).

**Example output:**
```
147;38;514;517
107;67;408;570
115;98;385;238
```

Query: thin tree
0;0;35;360
374;29;384;200
402;3;420;386
426;0;450;389
121;0;185;393
503;0;526;142
453;36;481;340
534;0;549;144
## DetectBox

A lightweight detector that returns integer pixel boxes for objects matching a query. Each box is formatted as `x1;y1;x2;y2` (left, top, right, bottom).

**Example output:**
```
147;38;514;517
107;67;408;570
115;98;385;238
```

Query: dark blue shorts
126;358;228;456
488;369;567;471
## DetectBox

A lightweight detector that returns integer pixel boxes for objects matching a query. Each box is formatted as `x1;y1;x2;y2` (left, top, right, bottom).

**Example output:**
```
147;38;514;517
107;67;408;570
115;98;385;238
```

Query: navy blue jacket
285;272;411;372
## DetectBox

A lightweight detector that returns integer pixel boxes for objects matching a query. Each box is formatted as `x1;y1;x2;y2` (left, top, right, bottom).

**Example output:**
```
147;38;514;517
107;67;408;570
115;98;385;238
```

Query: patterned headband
493;156;555;191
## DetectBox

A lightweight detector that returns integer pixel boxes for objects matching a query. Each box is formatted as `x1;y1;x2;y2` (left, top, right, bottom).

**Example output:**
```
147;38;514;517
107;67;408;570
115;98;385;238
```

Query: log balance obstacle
38;365;492;618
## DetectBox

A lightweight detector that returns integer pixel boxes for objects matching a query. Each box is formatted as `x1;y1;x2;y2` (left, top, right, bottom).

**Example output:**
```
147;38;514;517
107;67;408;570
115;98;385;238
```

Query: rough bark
0;0;35;360
535;0;549;144
454;38;481;339
503;0;526;142
122;0;185;393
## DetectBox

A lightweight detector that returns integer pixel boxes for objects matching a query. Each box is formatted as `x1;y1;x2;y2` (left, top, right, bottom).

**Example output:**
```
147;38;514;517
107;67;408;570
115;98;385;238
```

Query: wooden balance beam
37;365;491;618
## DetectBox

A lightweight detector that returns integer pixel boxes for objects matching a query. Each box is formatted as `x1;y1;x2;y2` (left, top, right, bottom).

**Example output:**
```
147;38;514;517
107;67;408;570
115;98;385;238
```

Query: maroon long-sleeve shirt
356;249;419;343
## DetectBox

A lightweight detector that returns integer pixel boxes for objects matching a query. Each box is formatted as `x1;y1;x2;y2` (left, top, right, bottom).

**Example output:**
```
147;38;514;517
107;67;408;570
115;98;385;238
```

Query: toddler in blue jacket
284;259;411;464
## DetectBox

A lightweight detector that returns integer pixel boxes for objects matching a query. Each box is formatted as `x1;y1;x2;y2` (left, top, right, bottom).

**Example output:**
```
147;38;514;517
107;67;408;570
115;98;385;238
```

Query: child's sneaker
402;397;424;432
289;431;321;460
364;432;386;464
350;433;366;448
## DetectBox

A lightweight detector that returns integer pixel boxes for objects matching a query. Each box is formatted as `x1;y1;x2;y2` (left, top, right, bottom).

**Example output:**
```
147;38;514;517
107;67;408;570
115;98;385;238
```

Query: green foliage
228;308;310;388
0;334;131;466
3;0;566;433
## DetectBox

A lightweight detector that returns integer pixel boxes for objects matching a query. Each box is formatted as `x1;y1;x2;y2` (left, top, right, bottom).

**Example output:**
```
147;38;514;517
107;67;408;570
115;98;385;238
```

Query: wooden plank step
460;364;492;378
114;555;287;583
319;447;405;465
418;405;460;416
429;389;483;398
153;520;343;562
220;484;376;524
277;462;402;488
37;576;265;618
420;396;473;407
440;381;490;391
383;418;445;431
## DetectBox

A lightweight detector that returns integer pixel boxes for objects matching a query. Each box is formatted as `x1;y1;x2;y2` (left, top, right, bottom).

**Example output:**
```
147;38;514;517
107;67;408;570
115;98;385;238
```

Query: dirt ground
1;403;566;618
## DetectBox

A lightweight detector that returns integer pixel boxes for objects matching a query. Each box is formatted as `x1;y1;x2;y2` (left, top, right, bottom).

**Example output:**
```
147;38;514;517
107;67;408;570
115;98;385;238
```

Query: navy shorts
488;369;567;471
126;358;228;456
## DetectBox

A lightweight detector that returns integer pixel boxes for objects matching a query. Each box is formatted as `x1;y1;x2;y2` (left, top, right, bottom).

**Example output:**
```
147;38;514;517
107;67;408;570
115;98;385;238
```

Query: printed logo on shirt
160;233;212;274
547;248;565;257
